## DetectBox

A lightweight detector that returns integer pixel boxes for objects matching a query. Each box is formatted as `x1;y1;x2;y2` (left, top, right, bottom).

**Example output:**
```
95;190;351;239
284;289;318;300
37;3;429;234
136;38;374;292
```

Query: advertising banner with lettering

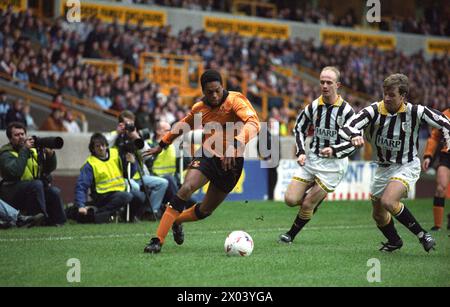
60;0;166;27
0;0;27;10
426;39;450;55
204;16;289;40
274;160;415;201
320;29;396;50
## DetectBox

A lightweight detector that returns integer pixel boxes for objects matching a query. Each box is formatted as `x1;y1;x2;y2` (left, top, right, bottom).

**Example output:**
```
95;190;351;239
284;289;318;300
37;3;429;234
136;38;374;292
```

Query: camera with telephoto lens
31;136;64;189
116;136;144;153
123;122;151;140
32;136;64;149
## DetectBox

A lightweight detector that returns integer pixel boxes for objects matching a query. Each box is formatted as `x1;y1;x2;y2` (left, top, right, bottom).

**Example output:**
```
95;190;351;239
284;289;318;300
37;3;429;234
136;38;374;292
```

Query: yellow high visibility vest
152;144;176;176
10;148;39;181
86;147;126;194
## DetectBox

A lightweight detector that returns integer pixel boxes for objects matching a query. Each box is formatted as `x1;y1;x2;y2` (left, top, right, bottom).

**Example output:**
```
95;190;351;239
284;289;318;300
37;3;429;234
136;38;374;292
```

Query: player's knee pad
194;203;211;220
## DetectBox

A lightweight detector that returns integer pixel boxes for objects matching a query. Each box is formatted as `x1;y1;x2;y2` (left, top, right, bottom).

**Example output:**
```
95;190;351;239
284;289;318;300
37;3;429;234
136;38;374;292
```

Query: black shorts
188;156;244;193
438;151;450;169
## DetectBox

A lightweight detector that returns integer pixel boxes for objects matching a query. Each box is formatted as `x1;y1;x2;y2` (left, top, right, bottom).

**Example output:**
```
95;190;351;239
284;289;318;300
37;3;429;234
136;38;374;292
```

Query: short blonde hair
321;66;341;82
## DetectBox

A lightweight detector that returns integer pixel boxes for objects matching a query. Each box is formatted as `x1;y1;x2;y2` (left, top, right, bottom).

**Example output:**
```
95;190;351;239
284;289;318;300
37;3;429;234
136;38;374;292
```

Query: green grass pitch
1;198;448;286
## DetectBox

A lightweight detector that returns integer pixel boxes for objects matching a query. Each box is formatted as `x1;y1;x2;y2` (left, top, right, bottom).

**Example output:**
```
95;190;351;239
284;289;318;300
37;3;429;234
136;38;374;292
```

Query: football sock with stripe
286;208;313;239
393;202;425;237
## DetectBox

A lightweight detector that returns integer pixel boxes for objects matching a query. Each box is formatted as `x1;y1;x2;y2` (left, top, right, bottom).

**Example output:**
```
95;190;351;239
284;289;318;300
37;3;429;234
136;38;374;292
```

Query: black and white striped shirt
340;101;450;165
294;95;355;159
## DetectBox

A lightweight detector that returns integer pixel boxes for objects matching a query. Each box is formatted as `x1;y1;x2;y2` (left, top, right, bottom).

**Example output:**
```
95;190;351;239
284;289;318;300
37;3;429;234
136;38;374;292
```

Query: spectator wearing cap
39;104;68;132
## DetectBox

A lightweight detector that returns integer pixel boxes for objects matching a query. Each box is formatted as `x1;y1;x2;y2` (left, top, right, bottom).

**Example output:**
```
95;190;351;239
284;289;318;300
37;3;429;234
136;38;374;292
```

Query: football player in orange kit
142;69;260;253
422;108;450;231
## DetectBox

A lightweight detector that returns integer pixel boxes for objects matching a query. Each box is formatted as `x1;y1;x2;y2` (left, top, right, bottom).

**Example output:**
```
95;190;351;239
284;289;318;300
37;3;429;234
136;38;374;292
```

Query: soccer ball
224;230;254;256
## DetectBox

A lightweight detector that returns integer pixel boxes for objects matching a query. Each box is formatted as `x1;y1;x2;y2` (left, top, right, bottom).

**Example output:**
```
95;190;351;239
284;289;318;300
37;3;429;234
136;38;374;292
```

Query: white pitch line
0;224;374;243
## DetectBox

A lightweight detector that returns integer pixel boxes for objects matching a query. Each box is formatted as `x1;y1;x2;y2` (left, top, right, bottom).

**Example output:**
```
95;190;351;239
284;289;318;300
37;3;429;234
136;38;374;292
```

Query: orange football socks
156;206;180;244
175;205;199;224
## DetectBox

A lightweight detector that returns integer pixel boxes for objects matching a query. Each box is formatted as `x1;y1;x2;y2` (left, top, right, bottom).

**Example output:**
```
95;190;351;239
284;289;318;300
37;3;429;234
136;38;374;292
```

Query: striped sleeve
339;104;375;141
343;103;355;123
293;103;312;156
420;106;450;151
332;103;356;158
332;142;356;158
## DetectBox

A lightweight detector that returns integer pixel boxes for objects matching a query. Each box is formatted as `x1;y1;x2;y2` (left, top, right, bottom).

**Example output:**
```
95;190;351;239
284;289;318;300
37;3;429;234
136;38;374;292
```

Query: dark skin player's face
203;81;223;107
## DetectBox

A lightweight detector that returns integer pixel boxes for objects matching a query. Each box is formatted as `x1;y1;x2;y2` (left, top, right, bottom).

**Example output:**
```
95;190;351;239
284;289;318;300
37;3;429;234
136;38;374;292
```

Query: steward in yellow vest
74;133;145;223
146;138;176;177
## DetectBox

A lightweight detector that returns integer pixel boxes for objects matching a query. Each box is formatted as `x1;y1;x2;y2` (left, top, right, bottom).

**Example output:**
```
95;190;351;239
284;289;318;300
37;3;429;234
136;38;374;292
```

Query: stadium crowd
129;0;449;37
0;4;448;235
0;6;448;137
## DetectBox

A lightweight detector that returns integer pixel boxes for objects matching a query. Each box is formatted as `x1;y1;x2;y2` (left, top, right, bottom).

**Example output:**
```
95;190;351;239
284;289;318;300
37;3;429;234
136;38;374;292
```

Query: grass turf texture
0;198;448;286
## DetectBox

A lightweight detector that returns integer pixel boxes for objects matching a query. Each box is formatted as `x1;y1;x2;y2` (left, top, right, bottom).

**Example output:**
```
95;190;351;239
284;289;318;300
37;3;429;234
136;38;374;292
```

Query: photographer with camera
0;122;66;226
74;133;145;223
105;111;168;220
